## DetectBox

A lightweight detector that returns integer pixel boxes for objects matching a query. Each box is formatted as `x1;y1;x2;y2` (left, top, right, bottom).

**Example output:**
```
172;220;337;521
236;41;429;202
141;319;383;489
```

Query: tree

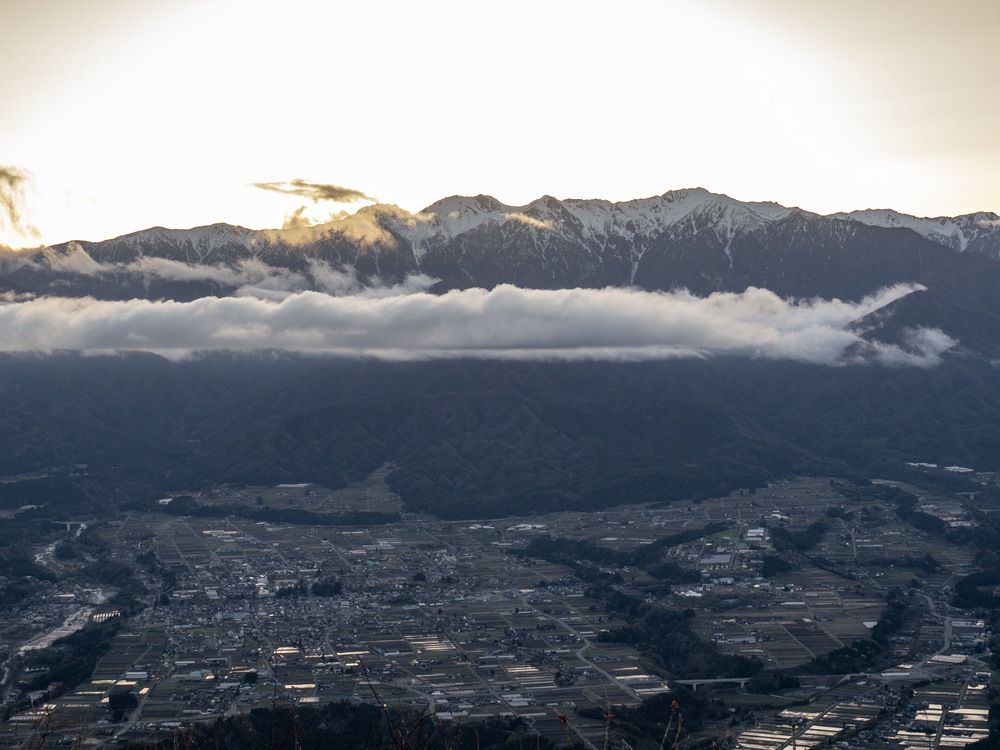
108;690;138;722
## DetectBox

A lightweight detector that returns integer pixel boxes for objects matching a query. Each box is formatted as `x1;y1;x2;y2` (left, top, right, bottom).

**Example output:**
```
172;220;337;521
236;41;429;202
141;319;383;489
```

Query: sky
2;0;999;250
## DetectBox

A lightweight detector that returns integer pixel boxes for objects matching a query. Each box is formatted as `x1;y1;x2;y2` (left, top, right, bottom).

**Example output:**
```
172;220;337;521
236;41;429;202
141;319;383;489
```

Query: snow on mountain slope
32;189;892;272
561;188;795;238
42;191;1000;269
411;188;796;245
402;189;804;281
836;208;1000;257
14;189;999;305
115;223;274;254
419;194;511;239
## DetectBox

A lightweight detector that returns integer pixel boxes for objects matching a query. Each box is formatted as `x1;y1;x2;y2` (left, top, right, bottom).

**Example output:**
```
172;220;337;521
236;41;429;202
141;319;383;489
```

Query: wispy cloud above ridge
0;166;40;242
251;179;376;204
252;179;377;229
0;284;954;366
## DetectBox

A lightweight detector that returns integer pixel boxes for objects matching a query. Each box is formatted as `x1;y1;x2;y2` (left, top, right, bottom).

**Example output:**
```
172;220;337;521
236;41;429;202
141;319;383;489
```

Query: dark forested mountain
0;353;997;519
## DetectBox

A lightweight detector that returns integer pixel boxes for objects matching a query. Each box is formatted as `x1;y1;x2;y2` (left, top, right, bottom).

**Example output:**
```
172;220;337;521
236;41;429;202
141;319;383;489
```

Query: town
1;473;996;749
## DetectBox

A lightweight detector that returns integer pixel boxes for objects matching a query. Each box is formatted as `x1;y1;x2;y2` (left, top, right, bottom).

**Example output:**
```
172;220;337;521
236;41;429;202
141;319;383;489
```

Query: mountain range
1;188;999;517
4;187;1000;302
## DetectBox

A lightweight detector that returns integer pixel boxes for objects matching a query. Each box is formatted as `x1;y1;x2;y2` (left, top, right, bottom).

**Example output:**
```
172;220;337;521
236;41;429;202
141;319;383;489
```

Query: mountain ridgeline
5;188;1000;303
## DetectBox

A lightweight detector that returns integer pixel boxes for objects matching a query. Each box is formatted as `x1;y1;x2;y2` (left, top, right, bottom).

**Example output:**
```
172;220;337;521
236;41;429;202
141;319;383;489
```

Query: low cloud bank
1;247;438;299
0;283;954;366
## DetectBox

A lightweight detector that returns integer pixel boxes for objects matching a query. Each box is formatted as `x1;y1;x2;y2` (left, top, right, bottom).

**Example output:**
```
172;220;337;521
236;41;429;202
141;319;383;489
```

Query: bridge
674;677;750;692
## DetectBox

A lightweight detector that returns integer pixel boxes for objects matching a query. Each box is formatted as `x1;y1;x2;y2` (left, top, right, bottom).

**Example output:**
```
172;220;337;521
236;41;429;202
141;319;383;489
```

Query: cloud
127;257;311;295
281;205;312;229
0;245;38;273
851;327;959;368
123;257;434;299
132;256;251;285
280;206;352;230
504;212;557;230
252;179;375;204
0;283;955;365
0;291;34;303
19;246;439;300
303;261;437;298
47;242;109;275
254;179;377;230
0;166;40;240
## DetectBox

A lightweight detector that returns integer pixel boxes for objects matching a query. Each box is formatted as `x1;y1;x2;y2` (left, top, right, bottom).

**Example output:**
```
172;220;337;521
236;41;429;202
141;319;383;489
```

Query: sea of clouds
0;278;955;366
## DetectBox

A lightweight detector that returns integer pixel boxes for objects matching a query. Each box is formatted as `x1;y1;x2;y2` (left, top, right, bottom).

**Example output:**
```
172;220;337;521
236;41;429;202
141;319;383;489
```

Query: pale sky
2;0;999;248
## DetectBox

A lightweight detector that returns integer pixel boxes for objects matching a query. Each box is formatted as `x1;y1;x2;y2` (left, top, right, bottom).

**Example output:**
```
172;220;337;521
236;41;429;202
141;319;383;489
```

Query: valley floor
1;476;996;749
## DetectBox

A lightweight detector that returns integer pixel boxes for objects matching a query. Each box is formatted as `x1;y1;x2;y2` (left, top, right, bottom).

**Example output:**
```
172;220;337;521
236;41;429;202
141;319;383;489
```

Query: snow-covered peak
559;188;796;242
113;223;252;249
419;195;517;239
658;188;799;222
421;194;509;215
